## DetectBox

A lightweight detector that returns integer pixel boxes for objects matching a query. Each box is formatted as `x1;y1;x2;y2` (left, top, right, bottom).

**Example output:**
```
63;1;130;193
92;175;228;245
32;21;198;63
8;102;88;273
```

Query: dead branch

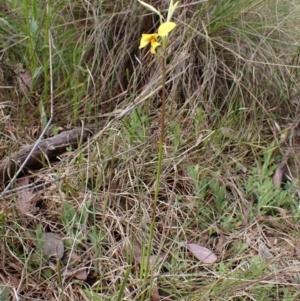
0;126;95;187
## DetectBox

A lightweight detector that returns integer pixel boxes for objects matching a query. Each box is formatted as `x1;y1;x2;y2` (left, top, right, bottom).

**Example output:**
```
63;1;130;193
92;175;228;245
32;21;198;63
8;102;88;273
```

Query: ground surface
1;0;300;300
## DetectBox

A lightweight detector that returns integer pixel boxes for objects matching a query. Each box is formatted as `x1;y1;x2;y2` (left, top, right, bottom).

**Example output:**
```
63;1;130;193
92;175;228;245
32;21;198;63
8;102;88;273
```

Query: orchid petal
139;34;158;49
158;22;176;37
150;40;160;54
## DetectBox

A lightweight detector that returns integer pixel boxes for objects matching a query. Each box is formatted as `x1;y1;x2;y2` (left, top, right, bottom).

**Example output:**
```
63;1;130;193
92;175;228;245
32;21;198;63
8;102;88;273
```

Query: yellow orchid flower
139;22;176;54
139;33;160;54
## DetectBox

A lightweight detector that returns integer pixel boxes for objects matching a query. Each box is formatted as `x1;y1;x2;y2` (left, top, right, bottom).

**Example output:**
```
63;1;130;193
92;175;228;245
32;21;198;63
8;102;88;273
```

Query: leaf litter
272;148;291;188
16;177;40;214
42;233;64;259
62;252;88;280
187;243;217;264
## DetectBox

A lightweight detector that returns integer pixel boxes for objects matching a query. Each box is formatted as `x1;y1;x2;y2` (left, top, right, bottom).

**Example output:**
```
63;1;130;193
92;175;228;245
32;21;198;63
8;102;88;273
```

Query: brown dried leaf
16;177;28;187
42;233;64;259
61;251;81;265
61;252;87;280
215;232;225;253
109;179;120;201
133;240;142;264
220;127;234;137
195;133;203;146
151;286;161;301
243;200;253;227
109;179;120;193
74;268;88;280
273;148;291;188
16;68;32;95
62;269;73;277
69;252;81;262
273;161;287;188
261;246;274;260
16;177;39;214
187;243;217;264
151;286;172;301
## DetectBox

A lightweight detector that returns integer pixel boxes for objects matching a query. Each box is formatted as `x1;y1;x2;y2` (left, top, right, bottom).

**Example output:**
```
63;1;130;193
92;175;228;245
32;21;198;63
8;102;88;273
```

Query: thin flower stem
143;42;167;300
153;45;167;221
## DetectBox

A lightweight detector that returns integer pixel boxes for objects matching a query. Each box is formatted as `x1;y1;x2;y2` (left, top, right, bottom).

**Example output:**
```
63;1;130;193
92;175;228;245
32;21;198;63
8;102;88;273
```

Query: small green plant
245;145;298;216
171;122;181;150
0;287;10;300
209;179;227;211
186;164;208;198
61;202;89;245
50;125;59;136
125;107;149;143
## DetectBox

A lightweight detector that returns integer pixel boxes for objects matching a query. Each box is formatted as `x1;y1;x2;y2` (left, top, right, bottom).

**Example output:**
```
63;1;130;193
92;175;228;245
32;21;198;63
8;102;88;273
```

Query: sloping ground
1;0;300;300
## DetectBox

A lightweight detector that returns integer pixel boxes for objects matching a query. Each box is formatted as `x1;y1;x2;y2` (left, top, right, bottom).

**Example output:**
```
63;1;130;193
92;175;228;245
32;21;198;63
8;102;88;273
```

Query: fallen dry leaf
132;239;144;264
187;243;217;264
215;232;225;253
16;67;32;95
62;268;88;280
62;252;88;280
273;161;287;188
151;285;173;301
195;133;203;146
273;149;291;188
109;179;120;193
16;177;39;214
61;251;81;266
261;246;274;260
74;268;88;280
42;233;64;259
220;127;234;137
243;200;253;227
67;252;81;263
151;286;161;301
62;269;73;277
